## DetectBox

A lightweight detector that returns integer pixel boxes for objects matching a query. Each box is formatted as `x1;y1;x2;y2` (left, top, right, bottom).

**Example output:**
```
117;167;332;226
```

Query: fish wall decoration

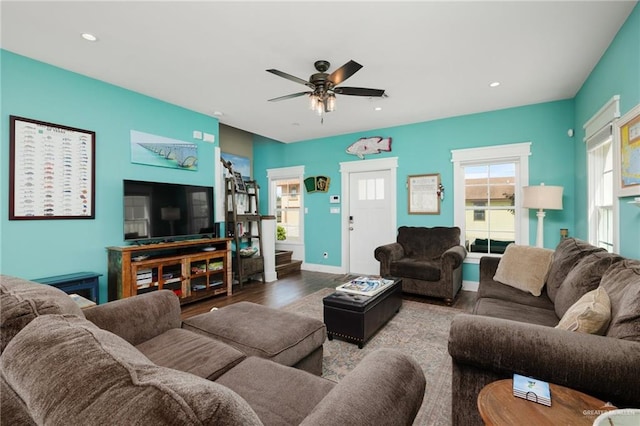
346;137;392;159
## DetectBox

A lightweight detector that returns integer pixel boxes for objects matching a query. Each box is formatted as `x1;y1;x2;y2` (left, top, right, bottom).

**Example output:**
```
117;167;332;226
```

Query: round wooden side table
477;379;614;425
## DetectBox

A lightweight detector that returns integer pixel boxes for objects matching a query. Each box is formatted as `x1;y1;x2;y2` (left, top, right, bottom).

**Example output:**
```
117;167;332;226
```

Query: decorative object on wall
9;115;95;220
304;176;331;193
614;103;640;197
437;183;445;201
407;173;441;214
346;137;392;160
522;183;563;248
221;152;251;180
130;130;198;170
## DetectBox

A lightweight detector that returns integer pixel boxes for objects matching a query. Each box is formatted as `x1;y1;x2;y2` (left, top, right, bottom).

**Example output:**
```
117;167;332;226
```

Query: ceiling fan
266;60;385;116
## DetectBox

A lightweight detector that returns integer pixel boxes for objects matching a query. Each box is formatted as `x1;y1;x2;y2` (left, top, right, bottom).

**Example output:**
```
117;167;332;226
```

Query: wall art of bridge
138;142;198;168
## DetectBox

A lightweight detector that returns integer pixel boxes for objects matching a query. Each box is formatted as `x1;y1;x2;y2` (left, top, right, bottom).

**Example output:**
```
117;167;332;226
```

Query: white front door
348;169;394;275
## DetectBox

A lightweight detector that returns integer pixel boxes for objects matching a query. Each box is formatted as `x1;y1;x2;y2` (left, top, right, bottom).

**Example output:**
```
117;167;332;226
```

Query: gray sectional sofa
1;275;426;425
448;238;640;425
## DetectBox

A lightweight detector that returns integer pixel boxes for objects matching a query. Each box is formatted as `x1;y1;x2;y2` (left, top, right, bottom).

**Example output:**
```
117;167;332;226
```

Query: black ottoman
323;278;402;348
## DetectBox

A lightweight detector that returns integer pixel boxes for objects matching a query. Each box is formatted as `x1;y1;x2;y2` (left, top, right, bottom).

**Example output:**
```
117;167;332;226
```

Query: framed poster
130;130;198;171
408;173;440;214
9;116;96;220
615;103;640;197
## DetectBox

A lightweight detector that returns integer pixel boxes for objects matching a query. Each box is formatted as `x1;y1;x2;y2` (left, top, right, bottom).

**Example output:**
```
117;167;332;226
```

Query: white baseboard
302;262;346;274
264;271;278;283
462;280;478;292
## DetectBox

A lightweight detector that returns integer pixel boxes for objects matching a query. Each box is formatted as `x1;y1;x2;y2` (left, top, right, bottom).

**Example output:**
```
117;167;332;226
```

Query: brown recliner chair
374;226;467;304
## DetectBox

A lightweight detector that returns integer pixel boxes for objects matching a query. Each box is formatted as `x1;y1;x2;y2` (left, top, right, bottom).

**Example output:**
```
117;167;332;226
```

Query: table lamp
522;183;563;248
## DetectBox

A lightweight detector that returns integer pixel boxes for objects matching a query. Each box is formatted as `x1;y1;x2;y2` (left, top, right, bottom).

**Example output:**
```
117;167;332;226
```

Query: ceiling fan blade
334;87;386;97
266;69;315;88
268;91;311;102
328;60;363;85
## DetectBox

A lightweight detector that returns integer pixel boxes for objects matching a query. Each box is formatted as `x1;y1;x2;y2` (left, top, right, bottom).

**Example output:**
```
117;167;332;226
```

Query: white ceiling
1;1;636;143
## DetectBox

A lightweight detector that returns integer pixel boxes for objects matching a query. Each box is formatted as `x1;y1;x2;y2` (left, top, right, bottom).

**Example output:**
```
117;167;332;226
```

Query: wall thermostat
329;195;340;204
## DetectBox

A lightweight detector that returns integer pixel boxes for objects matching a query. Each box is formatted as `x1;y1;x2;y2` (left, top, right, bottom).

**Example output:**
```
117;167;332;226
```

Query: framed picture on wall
408;173;440;214
614;103;640;197
9;115;96;220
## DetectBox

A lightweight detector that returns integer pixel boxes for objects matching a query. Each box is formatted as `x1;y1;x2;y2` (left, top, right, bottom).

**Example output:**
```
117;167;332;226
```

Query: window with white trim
588;139;613;251
267;166;304;244
452;143;531;260
585;96;619;252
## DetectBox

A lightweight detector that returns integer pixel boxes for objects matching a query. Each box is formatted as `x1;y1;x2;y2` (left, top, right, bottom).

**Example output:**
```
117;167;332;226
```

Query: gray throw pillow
554;251;622;318
545;238;605;302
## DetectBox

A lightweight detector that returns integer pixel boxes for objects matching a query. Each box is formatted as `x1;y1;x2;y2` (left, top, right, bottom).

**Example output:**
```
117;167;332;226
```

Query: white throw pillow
555;287;611;335
493;244;554;296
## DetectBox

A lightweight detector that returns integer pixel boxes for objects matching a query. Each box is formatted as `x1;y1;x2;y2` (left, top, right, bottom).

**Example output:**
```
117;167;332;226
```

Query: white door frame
340;157;398;273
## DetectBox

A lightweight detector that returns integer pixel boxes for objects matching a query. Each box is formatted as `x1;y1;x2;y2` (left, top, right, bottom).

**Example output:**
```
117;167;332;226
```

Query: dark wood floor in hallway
181;271;475;320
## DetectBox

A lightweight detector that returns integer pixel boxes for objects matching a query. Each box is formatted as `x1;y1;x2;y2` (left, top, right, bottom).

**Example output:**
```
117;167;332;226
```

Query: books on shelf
136;268;153;287
336;276;395;297
513;374;551;406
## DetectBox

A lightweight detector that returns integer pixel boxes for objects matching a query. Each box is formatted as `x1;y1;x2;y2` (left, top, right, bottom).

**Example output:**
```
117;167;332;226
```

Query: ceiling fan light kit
267;59;385;118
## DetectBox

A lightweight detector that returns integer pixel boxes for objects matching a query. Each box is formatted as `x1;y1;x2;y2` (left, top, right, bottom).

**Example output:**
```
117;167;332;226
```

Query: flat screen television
123;179;215;242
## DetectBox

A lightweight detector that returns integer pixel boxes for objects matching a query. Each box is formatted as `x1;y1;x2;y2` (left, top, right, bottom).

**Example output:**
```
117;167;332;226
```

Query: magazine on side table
336;276;396;297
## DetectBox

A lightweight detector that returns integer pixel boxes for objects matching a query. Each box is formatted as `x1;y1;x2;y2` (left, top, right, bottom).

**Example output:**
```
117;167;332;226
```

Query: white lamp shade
522;185;563;210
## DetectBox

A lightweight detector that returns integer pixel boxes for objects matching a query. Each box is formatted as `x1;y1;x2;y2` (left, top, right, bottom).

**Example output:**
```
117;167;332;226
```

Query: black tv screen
123;180;215;242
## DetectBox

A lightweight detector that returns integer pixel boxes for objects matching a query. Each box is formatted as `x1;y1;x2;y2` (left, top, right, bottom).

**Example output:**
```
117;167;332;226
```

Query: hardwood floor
181;271;476;320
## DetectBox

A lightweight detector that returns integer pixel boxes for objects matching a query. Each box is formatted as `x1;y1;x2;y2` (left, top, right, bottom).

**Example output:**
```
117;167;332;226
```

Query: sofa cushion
397;226;460;259
183;301;326;368
0;275;84;354
546;238;606;302
0;314;262;425
390;258;441;281
555;287;611;335
216;356;335;425
477;277;556;311
136;328;246;380
600;259;640;342
472;297;559;327
493;244;554;296
554;252;623;318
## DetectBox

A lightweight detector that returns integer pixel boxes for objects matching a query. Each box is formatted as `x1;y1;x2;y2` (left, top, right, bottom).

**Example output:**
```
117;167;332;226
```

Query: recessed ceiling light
81;33;98;42
374;107;383;111
489;81;500;88
213;111;224;117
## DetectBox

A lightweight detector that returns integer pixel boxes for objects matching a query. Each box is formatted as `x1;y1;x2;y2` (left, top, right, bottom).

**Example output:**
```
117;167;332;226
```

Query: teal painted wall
0;51;219;302
574;3;640;258
254;100;576;282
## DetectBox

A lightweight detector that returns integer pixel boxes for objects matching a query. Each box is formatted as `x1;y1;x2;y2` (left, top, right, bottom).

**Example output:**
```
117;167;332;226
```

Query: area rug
282;288;461;426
